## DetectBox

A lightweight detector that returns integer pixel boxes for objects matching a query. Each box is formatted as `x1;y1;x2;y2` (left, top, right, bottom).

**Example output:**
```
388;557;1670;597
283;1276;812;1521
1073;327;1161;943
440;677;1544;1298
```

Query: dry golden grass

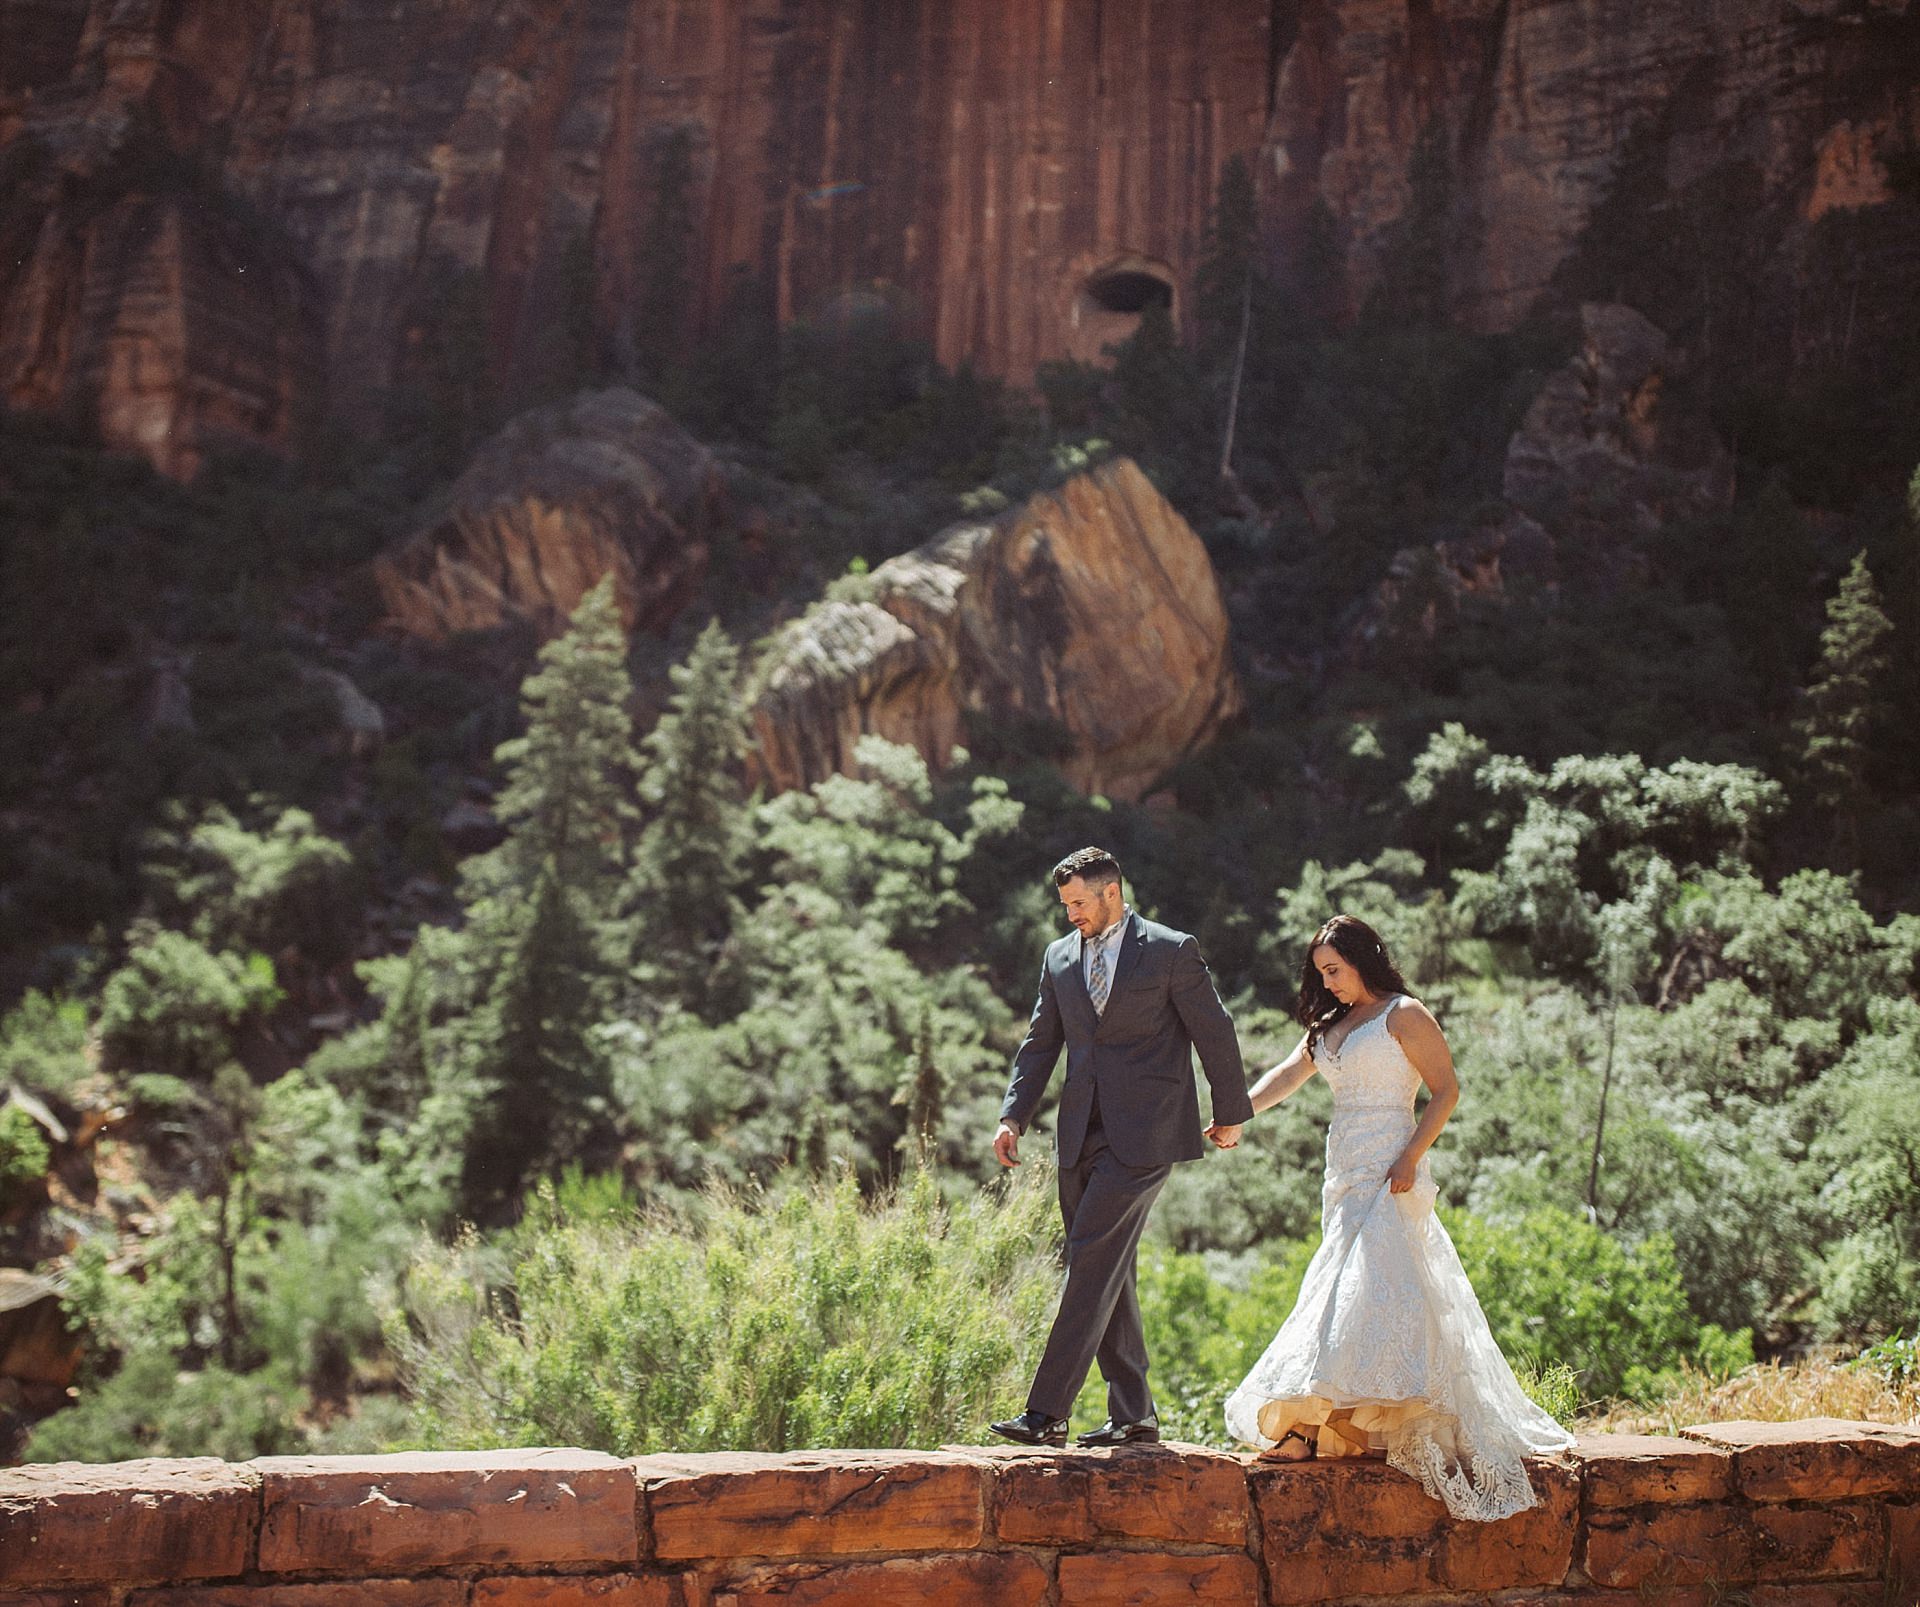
1579;1355;1920;1437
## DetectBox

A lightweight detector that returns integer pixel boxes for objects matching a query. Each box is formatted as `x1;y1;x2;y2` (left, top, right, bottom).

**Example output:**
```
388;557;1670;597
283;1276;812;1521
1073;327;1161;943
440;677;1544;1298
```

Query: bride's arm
1246;1034;1319;1116
1386;1000;1459;1191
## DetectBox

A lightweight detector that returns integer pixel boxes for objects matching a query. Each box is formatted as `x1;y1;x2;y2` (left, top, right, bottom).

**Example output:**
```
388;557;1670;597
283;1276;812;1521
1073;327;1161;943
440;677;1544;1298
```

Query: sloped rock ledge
0;1419;1915;1603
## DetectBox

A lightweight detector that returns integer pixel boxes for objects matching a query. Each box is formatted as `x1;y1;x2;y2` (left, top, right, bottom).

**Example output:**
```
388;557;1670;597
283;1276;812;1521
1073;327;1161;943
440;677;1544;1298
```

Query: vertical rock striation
1;0;1913;475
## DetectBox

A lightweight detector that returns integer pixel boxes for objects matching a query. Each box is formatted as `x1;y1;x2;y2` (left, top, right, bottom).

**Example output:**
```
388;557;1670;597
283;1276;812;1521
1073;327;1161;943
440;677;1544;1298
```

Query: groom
989;847;1252;1448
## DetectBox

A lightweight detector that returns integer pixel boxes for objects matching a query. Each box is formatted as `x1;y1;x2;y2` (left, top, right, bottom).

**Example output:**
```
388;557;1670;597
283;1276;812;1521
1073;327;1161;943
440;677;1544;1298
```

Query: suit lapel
1059;933;1098;1034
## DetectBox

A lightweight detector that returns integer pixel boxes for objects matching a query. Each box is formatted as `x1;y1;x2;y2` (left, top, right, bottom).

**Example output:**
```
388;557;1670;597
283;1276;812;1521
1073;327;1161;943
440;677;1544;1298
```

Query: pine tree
458;578;639;1215
461;867;611;1213
894;1003;946;1169
1796;552;1894;865
627;620;750;1019
1195;154;1259;371
470;577;638;920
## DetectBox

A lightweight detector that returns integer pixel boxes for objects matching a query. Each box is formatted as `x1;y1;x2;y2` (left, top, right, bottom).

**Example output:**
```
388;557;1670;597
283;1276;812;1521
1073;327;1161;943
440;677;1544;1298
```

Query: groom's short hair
1052;846;1121;890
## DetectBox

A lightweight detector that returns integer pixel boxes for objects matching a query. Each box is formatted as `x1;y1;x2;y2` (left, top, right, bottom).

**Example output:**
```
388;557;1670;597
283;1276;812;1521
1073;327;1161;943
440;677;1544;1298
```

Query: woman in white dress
1219;914;1574;1522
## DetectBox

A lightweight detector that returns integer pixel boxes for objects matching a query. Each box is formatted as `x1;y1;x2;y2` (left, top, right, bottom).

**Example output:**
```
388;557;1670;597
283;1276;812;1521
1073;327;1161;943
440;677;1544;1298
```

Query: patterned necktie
1089;932;1113;1015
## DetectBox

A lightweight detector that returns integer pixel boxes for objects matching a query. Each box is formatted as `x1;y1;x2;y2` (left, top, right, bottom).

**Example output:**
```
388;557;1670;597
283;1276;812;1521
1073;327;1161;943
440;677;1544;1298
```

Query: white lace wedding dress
1224;997;1574;1522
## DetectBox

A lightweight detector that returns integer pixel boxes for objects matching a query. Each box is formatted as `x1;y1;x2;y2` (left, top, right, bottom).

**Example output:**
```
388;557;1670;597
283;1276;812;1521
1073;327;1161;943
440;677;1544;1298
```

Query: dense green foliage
4;141;1918;1461
395;1165;1062;1453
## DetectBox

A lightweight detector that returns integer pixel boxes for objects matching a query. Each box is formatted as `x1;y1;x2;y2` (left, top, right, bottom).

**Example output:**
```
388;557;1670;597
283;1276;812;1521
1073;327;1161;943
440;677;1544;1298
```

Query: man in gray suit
989;846;1253;1448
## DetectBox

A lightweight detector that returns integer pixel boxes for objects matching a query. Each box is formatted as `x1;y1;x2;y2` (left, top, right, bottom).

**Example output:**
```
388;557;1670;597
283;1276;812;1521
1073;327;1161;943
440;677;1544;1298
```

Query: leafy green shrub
1851;1330;1918;1389
389;1164;1063;1453
0;990;90;1098
0;1102;51;1208
24;1346;310;1463
144;802;360;969
96;931;280;1079
1448;1206;1752;1402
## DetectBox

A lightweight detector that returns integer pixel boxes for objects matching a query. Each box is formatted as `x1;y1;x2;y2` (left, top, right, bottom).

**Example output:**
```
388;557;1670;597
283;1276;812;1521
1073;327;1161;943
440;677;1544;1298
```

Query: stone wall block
1252;1462;1445;1603
254;1450;636;1576
472;1574;685;1606
1750;1500;1883;1580
1582;1502;1757;1589
697;1552;1049;1606
637;1451;987;1561
0;1593;118;1606
1682;1418;1920;1501
983;1443;1248;1546
1057;1549;1264;1604
1493;1594;1713;1606
1890;1501;1920;1581
0;1457;257;1588
1749;1586;1901;1607
1436;1458;1580;1590
1577;1434;1734;1509
130;1583;467;1606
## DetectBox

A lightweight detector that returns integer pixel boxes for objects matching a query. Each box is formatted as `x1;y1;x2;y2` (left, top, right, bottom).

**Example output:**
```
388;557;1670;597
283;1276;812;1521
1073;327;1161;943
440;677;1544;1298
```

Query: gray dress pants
1027;1109;1172;1423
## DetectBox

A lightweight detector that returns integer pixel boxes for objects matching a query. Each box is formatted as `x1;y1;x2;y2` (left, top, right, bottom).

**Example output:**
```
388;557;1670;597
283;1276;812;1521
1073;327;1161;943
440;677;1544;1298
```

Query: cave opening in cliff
1082;267;1174;315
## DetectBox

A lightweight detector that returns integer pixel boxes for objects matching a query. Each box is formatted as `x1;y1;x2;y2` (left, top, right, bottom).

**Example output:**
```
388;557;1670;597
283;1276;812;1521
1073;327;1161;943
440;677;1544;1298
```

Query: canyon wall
0;1419;1917;1603
3;0;1915;475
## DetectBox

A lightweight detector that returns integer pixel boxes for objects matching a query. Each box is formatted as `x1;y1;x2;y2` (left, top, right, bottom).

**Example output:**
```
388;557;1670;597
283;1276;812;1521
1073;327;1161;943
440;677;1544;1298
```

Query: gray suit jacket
1000;911;1254;1168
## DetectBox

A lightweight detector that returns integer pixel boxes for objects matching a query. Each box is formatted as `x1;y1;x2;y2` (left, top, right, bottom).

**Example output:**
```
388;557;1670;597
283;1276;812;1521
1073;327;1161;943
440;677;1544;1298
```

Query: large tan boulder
372;389;721;642
749;457;1241;801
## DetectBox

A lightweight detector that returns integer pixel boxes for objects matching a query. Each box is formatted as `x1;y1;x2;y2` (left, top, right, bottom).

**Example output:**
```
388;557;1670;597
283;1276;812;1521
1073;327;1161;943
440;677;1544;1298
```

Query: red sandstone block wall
0;1419;1915;1604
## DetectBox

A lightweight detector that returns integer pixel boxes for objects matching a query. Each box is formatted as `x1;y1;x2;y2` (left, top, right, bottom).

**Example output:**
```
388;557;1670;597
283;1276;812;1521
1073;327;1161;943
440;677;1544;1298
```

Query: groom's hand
1205;1123;1242;1149
993;1120;1021;1167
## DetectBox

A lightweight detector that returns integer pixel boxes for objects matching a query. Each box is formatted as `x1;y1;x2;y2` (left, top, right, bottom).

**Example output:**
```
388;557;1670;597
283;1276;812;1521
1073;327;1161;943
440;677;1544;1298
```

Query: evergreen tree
895;1003;946;1168
468;578;638;920
458;579;639;1215
461;866;613;1211
1194;154;1259;371
1795;552;1894;864
627;620;750;1018
1107;302;1212;505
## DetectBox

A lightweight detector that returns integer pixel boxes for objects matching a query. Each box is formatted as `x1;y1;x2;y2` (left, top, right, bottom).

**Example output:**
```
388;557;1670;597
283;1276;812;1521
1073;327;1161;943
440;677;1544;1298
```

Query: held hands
1204;1122;1243;1149
992;1121;1021;1168
1387;1150;1418;1193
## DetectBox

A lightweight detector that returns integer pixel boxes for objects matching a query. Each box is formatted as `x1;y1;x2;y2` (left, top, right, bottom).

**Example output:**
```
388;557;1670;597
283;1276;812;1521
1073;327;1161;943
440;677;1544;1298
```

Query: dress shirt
1082;906;1131;1012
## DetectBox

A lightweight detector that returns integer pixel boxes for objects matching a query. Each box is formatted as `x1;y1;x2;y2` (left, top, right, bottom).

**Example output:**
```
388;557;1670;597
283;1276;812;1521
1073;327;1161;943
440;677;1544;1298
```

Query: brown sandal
1257;1429;1317;1463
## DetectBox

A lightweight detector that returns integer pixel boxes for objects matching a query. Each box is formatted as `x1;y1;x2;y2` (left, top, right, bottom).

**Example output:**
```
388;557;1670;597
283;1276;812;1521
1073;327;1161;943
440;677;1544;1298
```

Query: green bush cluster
391;1164;1063;1454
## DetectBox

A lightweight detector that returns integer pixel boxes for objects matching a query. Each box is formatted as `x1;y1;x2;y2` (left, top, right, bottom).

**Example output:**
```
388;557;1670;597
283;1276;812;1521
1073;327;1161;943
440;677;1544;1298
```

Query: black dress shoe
1076;1416;1161;1447
990;1409;1069;1447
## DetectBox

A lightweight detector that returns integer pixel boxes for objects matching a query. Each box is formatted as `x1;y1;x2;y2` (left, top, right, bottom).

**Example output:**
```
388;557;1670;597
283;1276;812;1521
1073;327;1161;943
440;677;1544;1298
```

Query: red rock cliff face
1;0;1913;473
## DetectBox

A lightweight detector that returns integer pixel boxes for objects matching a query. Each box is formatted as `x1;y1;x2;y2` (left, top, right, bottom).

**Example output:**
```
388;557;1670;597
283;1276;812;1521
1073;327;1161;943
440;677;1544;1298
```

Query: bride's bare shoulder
1384;994;1445;1041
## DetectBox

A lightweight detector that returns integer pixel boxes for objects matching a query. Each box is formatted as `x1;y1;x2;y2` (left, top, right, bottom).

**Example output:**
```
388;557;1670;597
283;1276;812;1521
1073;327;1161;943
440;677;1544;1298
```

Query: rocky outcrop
4;1;1913;473
0;1268;79;1389
372;389;721;643
1352;506;1556;658
1348;303;1729;661
2;1423;1917;1598
750;457;1241;801
1504;303;1733;536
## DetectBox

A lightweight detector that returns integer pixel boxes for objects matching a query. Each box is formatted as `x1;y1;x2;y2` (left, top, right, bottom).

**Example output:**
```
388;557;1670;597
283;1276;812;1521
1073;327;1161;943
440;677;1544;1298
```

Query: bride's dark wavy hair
1295;914;1411;1050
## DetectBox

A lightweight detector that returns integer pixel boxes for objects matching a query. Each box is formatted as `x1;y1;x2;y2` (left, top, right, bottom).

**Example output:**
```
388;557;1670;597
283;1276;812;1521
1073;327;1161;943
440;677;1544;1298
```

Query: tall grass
386;1163;1063;1453
1579;1353;1920;1437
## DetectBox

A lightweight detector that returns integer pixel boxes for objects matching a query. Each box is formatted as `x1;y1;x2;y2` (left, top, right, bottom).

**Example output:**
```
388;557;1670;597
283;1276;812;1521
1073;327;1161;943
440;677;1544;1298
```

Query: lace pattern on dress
1224;999;1573;1522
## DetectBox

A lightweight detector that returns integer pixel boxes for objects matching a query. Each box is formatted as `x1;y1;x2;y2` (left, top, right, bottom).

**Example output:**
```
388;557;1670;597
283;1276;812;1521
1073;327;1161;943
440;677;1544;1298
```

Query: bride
1217;914;1574;1522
